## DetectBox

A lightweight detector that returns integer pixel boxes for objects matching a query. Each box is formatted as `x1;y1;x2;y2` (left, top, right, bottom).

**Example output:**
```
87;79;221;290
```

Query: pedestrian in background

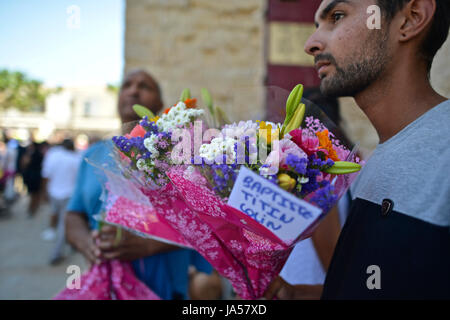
41;138;81;264
21;141;47;216
65;70;217;299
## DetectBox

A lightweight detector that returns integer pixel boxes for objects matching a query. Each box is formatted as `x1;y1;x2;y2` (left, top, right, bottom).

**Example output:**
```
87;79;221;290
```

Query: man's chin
120;112;141;124
319;79;340;98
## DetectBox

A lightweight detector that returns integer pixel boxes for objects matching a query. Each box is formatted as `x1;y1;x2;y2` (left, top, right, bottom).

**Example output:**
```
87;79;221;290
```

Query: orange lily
316;130;340;161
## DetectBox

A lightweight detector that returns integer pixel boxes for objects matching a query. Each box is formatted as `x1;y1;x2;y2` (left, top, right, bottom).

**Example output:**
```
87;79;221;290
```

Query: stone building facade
125;0;266;122
124;0;449;157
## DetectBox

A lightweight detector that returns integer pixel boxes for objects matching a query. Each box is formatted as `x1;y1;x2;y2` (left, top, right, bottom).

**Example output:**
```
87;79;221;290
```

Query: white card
227;166;322;244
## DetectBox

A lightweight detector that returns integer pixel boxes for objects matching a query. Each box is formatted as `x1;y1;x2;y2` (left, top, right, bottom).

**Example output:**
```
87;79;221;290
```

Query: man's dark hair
377;0;450;71
62;139;75;151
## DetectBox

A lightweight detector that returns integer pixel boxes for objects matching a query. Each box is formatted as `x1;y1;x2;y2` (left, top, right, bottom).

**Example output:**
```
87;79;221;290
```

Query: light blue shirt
67;141;212;299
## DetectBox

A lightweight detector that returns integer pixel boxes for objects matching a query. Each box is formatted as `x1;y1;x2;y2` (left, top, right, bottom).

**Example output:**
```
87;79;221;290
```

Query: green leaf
282;103;306;136
323;161;362;175
180;88;191;101
214;106;231;127
132;104;155;119
285;84;304;125
281;84;304;136
201;88;214;117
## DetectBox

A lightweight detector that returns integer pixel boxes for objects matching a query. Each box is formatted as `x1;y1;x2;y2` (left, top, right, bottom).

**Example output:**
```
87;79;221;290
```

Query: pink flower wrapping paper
101;167;322;299
54;260;161;300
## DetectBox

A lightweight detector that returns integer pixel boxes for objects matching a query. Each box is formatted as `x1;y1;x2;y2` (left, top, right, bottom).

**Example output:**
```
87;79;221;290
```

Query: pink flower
287;129;303;148
263;139;308;174
287;129;319;156
126;124;146;139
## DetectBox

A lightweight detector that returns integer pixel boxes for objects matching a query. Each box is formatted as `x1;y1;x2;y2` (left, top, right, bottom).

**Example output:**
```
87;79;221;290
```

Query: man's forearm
264;277;323;300
290;284;323;300
65;211;91;251
144;238;180;256
312;205;341;271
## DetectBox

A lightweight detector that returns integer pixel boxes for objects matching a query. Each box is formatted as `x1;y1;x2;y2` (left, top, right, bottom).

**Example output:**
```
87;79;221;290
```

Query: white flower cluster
222;120;259;138
199;137;237;163
136;158;148;171
143;134;159;158
156;101;204;132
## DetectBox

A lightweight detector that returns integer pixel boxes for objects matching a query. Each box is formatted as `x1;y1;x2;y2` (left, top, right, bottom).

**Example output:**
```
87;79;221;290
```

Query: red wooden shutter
265;0;321;121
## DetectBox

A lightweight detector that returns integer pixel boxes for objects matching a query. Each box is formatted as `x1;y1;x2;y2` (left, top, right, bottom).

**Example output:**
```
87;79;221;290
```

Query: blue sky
0;0;124;87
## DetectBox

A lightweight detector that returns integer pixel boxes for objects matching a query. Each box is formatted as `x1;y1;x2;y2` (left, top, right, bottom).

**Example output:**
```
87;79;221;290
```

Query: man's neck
354;62;446;144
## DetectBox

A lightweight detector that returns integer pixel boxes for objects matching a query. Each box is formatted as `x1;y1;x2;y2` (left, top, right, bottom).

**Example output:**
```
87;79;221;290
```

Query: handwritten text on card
228;167;322;244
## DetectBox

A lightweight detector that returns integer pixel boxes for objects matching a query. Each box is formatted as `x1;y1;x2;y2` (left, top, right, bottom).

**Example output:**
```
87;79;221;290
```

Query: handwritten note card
227;167;322;244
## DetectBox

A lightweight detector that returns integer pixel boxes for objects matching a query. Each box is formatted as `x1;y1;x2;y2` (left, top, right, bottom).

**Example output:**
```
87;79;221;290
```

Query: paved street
0;195;86;300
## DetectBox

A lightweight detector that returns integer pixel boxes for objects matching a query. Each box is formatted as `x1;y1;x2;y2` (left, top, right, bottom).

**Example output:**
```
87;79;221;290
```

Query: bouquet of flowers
100;91;205;248
112;90;204;188
98;84;362;299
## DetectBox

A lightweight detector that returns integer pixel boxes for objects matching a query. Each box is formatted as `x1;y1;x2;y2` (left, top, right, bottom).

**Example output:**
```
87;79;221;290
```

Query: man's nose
128;83;140;96
304;31;324;57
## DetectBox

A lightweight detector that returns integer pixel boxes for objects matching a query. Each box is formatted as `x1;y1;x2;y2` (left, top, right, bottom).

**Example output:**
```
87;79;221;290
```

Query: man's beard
319;32;390;98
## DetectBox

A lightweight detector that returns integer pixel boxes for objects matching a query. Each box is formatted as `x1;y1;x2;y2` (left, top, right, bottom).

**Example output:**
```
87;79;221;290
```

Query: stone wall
431;34;450;97
124;0;266;122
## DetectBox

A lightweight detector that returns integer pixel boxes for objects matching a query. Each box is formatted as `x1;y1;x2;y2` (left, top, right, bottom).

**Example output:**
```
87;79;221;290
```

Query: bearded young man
265;0;450;299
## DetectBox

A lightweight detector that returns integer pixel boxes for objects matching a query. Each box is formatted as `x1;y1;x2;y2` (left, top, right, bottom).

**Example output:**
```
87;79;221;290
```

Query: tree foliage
107;83;119;95
0;69;60;112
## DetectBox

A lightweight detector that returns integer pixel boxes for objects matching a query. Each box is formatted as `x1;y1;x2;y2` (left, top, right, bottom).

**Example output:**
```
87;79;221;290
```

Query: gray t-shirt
322;100;450;299
351;100;450;227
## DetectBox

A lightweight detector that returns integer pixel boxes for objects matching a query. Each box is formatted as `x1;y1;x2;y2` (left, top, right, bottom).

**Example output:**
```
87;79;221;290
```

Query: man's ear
398;0;436;43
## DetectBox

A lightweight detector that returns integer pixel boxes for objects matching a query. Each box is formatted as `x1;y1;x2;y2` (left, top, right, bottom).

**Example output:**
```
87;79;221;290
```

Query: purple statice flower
213;154;228;165
325;159;335;167
140;116;159;134
244;136;250;164
266;174;278;185
286;154;308;175
128;136;146;152
309;154;334;170
141;151;152;160
311;157;323;167
233;136;255;165
112;136;132;153
191;156;206;165
210;164;237;195
301;154;336;196
234;142;242;164
300;154;323;195
310;181;338;212
157;139;169;149
153;159;169;171
301;171;320;195
144;131;153;139
158;131;172;140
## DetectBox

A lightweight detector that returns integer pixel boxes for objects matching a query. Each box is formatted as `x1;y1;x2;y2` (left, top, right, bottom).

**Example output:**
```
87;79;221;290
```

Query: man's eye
332;12;345;23
140;83;153;91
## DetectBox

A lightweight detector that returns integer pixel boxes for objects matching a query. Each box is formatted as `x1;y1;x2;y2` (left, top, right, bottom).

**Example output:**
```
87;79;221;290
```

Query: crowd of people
0;134;82;256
